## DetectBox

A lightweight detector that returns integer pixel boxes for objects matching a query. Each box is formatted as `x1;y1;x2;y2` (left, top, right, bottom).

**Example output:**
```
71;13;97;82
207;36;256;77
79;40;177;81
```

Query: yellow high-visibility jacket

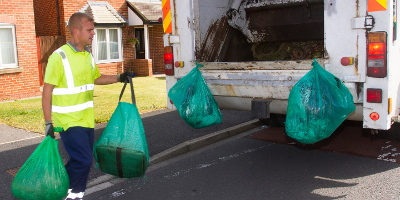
44;42;101;131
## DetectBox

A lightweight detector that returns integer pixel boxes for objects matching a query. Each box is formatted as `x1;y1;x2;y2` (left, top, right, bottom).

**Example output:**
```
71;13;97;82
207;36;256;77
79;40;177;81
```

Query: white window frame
0;23;18;69
93;28;123;64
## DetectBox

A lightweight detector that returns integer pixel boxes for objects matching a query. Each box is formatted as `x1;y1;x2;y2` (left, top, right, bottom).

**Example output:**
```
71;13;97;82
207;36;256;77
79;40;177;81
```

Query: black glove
117;71;132;83
45;121;55;139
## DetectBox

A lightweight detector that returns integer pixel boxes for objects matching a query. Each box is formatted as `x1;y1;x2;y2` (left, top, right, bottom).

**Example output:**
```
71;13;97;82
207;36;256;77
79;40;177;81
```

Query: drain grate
6;167;21;177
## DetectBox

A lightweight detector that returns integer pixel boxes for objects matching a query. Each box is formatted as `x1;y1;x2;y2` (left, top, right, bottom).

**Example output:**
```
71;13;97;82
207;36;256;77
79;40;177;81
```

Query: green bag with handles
94;76;149;178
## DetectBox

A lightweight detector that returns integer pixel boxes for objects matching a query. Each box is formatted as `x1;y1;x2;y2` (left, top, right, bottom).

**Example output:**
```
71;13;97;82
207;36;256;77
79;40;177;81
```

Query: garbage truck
162;0;400;138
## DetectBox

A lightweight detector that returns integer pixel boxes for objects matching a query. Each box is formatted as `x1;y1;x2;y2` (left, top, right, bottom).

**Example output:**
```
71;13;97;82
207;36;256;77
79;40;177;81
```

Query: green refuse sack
168;63;223;129
94;77;149;178
11;136;69;200
285;59;356;144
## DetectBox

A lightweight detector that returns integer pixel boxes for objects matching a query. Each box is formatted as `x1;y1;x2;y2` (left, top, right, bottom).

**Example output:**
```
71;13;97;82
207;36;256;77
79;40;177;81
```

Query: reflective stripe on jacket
47;44;99;131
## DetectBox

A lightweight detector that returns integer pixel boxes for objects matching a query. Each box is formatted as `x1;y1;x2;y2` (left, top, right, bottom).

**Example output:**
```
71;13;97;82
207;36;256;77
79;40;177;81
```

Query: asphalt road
85;128;400;200
1;108;254;200
4;110;400;200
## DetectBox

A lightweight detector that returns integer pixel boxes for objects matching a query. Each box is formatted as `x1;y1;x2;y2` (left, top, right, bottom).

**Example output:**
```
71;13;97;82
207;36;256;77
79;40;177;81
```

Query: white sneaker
65;192;84;200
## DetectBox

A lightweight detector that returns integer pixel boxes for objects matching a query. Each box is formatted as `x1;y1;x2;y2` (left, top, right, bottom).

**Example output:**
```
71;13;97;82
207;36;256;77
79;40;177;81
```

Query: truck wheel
259;114;286;127
379;122;400;141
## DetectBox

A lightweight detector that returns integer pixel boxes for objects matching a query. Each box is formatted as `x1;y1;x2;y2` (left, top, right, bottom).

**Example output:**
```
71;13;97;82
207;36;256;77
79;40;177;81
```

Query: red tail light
164;46;174;75
366;88;382;103
367;32;387;78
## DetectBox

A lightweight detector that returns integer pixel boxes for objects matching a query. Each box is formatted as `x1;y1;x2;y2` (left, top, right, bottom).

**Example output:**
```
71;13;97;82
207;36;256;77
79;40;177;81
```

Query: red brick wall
61;0;130;76
124;26;136;74
49;0;163;76
33;0;64;36
149;25;164;73
124;25;164;76
1;0;165;101
125;59;153;77
0;1;42;101
97;62;123;75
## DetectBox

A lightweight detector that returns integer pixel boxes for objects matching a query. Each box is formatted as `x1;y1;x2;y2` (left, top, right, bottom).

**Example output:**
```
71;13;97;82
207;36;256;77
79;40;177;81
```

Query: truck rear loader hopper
164;0;400;140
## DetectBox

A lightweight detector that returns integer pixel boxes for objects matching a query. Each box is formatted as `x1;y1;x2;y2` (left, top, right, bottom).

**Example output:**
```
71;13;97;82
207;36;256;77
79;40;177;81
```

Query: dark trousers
60;127;94;193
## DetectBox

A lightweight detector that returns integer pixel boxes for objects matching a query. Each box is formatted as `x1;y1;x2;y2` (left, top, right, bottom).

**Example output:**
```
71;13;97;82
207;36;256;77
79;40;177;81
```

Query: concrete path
0;124;42;145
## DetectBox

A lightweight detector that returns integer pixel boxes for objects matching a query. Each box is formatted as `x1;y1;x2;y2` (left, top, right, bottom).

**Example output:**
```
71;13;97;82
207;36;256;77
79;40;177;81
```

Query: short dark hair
68;12;94;35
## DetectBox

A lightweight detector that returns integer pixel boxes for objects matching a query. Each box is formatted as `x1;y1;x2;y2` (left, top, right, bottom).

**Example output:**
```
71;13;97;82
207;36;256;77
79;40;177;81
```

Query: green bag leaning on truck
168;62;223;129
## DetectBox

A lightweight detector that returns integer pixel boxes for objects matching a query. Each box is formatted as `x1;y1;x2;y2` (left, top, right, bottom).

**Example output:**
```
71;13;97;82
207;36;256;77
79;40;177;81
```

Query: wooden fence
36;35;66;85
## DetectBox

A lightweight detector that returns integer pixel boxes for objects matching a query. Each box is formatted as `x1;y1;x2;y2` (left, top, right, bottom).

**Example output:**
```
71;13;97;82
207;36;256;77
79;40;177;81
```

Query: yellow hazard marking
369;0;387;12
163;9;172;33
162;0;172;33
376;0;387;9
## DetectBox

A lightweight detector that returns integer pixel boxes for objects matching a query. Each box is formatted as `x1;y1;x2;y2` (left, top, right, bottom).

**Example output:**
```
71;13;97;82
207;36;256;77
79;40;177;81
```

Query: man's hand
45;120;55;139
117;71;132;83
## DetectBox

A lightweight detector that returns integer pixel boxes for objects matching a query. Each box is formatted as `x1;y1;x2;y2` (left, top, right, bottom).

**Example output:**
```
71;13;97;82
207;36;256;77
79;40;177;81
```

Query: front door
135;28;145;59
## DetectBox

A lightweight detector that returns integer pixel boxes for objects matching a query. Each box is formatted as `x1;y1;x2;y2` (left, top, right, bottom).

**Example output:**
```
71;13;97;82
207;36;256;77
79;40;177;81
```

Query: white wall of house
128;9;144;26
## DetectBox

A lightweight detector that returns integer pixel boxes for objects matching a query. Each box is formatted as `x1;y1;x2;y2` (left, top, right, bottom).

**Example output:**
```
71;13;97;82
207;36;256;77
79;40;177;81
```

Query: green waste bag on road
285;59;356;144
11;136;69;200
94;77;149;178
168;63;223;129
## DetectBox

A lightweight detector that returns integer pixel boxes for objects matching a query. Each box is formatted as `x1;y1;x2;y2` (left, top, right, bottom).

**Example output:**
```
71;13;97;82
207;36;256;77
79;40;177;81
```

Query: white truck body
163;0;400;131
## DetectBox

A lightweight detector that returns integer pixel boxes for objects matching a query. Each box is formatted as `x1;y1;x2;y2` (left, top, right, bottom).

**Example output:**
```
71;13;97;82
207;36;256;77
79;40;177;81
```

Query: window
93;28;123;63
0;24;18;69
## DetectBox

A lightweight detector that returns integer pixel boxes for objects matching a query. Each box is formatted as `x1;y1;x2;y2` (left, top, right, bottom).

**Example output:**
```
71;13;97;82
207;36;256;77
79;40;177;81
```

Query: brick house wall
124;59;153;77
33;0;64;36
0;0;42;102
62;0;166;76
35;0;164;76
123;26;136;75
132;59;153;76
32;0;130;76
1;0;165;101
124;24;164;76
149;24;164;73
58;0;124;75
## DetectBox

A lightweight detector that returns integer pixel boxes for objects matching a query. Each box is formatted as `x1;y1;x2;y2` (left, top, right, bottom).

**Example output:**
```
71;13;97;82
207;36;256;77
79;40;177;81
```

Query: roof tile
128;1;162;21
79;1;127;24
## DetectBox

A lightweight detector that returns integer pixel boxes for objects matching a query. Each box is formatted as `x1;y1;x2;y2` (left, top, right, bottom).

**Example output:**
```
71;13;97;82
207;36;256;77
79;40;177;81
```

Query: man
42;12;130;200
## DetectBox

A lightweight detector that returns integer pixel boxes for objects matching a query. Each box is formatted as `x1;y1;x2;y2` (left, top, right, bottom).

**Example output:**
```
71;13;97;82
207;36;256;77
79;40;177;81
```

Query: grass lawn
0;76;167;133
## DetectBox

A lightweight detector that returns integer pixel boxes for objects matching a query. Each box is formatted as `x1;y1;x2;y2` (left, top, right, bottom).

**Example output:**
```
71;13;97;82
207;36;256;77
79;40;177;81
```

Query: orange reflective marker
162;0;172;33
368;0;387;12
